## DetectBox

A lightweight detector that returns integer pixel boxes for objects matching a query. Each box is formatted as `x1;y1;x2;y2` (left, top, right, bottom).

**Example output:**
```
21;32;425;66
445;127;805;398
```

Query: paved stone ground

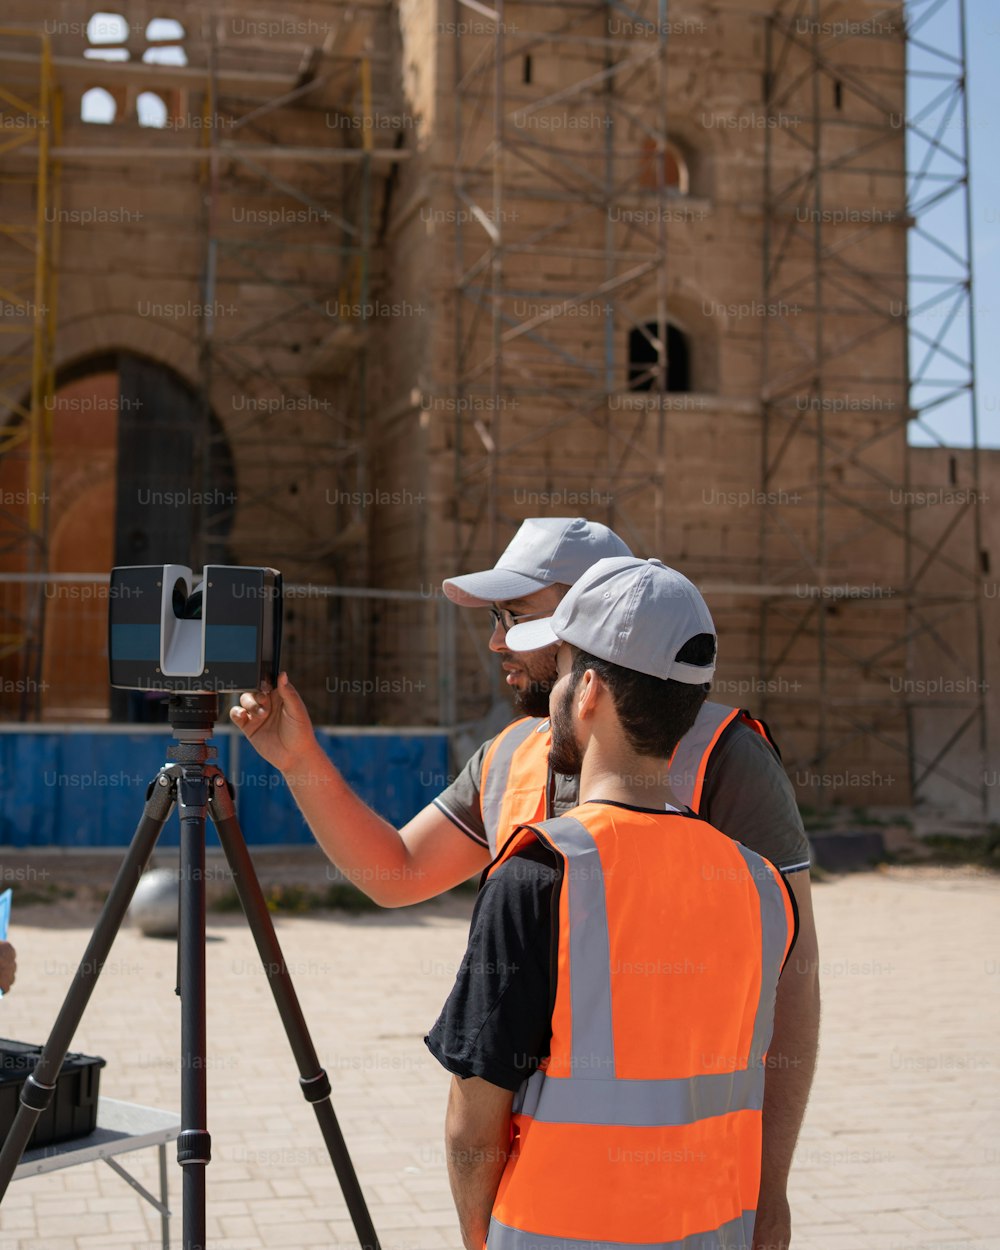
0;862;996;1250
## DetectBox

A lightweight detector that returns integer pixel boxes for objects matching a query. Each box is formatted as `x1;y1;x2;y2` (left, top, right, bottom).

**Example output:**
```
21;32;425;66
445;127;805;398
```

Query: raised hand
229;672;317;774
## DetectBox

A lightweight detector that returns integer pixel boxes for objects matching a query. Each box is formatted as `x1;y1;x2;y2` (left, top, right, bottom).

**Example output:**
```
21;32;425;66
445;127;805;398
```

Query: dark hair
570;633;714;759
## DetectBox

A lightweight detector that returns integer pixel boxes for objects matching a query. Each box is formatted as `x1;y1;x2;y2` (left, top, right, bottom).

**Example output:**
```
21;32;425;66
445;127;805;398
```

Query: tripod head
166;693;220;766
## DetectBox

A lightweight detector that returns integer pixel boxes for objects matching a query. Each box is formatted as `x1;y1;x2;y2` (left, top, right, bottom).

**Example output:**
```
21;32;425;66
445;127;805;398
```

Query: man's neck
577;747;678;811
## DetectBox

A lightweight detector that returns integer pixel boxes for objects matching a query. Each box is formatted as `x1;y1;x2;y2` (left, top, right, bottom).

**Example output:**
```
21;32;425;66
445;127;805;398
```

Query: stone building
0;0;993;816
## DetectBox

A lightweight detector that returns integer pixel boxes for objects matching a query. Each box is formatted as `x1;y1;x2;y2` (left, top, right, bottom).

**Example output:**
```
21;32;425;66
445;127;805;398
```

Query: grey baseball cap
442;517;633;607
505;556;716;684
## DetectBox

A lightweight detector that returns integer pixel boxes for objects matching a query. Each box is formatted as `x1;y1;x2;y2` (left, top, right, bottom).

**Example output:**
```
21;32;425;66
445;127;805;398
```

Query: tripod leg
208;776;381;1250
0;771;176;1200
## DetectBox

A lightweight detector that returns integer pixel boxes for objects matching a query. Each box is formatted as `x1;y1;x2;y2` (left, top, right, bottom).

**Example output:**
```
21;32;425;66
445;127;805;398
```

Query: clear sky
909;0;998;447
965;0;999;447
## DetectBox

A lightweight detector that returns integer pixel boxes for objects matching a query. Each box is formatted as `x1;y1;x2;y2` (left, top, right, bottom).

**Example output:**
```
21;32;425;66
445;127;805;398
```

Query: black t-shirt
425;838;562;1092
424;801;800;1091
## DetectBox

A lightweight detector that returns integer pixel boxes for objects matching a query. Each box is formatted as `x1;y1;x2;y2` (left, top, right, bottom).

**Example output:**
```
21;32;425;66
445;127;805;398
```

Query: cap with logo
442;517;633;607
505;556;716;685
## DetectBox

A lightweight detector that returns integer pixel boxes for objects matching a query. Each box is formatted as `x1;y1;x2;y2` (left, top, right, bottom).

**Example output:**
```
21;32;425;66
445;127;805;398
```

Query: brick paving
0;862;997;1250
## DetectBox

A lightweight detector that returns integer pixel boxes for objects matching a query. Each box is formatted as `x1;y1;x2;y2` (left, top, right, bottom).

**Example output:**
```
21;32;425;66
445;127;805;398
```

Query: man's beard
505;649;559;719
548;679;584;775
513;680;556;719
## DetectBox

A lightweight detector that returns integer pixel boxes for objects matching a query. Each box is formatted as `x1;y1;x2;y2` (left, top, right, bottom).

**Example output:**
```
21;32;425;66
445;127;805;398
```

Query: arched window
146;17;185;40
137;91;168;128
81;86;117;124
639;138;690;195
143;18;187;66
627;322;691;392
84;11;130;61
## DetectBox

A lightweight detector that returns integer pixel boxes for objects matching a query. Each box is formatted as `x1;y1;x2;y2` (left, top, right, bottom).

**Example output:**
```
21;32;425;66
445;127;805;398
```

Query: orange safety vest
486;802;795;1249
479;702;777;856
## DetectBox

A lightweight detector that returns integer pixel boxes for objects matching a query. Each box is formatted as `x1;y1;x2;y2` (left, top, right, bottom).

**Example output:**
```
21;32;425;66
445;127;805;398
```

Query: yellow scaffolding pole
27;35;51;537
0;28;57;533
0;28;58;702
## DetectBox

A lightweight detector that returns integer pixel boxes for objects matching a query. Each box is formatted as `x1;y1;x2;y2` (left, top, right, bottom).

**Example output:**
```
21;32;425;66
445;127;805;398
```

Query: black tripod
0;694;380;1250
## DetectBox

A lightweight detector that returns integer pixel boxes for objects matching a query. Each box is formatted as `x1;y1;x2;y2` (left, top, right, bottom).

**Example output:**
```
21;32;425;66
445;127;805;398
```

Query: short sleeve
424;840;561;1091
433;739;491;849
701;723;811;874
778;870;800;966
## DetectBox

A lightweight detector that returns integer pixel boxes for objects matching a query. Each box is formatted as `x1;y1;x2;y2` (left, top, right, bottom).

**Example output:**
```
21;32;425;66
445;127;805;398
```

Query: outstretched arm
230;673;489;905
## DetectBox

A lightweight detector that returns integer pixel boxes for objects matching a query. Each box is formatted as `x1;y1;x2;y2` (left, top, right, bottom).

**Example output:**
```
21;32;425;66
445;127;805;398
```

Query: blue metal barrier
0;727;451;848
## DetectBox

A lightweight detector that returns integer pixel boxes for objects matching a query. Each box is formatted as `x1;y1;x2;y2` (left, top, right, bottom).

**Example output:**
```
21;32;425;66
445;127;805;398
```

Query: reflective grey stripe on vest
734;843;790;1066
488;1209;757;1250
481;718;545;855
514;1064;765;1127
666;701;738;810
534;815;615;1078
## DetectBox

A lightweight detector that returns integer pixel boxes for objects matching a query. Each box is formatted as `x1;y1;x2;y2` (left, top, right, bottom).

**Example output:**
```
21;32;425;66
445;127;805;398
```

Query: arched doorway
40;367;119;718
0;352;235;719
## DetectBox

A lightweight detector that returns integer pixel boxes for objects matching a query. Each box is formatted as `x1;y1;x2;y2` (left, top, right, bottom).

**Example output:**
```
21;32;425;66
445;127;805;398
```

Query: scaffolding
451;0;985;811
451;0;673;578
0;28;60;715
759;0;986;812
191;11;406;716
195;14;393;581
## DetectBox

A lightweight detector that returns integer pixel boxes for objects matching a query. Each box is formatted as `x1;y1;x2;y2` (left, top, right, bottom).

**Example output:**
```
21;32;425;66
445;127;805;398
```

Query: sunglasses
489;606;552;633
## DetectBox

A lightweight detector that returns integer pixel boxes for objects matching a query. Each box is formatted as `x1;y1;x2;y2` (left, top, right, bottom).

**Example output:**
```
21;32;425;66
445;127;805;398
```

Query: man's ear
576;668;602;719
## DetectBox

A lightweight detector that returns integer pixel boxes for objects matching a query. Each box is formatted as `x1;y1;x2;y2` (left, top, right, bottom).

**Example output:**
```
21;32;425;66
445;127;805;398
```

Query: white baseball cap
442;517;633;607
505;556;717;684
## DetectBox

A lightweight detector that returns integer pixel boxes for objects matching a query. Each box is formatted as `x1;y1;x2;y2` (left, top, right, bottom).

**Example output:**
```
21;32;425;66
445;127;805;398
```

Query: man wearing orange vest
231;518;819;1249
426;557;799;1250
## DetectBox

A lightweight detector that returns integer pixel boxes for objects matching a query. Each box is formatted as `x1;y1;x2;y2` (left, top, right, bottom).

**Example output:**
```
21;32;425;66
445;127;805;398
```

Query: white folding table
12;1096;181;1250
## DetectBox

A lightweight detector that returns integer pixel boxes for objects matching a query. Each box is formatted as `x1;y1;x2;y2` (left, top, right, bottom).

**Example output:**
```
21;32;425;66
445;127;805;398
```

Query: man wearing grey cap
438;520;816;1250
426;557;799;1250
231;516;818;1249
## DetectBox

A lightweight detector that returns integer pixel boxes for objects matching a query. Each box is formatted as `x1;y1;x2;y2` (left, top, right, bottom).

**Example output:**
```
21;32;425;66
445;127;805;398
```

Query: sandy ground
0;860;996;1250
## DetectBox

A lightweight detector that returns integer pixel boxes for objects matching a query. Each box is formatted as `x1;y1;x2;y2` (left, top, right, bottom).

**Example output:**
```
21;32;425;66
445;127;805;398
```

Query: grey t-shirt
433;715;811;873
